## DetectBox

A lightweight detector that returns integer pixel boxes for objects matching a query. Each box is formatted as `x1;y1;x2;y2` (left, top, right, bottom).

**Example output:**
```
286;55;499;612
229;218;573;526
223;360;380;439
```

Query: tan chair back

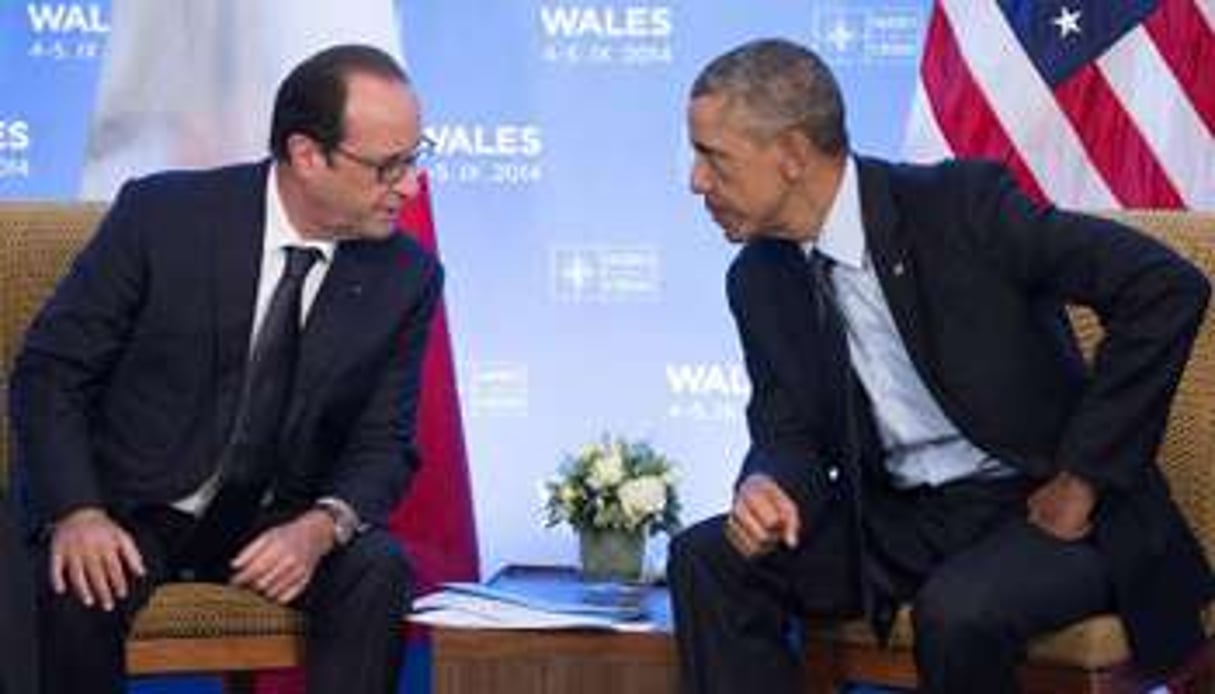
0;201;309;677
1075;211;1215;564
0;202;107;487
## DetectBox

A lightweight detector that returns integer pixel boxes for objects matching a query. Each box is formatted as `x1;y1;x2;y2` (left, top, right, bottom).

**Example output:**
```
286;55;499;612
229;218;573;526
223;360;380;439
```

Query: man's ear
286;133;324;176
778;129;815;182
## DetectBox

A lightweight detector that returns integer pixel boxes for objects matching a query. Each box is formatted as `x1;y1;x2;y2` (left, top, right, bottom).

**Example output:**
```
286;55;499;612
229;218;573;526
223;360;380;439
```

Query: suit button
826;466;840;482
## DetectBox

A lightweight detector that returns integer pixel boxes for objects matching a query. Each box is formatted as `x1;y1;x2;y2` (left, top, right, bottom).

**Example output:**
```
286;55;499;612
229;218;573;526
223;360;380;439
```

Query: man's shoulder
343;231;442;283
856;155;1020;228
113;160;268;209
858;154;1008;193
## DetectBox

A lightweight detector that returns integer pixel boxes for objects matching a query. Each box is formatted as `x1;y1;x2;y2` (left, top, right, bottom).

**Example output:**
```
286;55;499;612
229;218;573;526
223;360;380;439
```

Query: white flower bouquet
543;436;681;536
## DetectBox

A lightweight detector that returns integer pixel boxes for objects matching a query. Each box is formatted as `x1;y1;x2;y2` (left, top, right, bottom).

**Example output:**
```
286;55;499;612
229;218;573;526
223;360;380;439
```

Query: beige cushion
130;582;304;640
809;606;1215;670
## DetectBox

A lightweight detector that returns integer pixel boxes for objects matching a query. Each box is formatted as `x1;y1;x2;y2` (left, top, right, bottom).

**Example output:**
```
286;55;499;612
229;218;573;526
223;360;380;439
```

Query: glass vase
578;528;644;582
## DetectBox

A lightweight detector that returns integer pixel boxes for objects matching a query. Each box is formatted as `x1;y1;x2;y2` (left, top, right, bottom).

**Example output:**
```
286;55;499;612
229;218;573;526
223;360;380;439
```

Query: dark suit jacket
728;156;1213;673
10;161;442;537
0;495;36;694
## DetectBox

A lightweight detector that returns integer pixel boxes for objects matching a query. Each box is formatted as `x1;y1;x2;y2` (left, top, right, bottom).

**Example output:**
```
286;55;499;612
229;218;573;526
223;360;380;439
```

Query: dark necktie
809;249;898;641
809;249;848;390
184;246;322;574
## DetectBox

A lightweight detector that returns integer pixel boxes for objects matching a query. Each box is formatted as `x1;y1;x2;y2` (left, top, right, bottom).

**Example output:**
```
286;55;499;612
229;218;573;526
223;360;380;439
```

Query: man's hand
50;507;146;611
1027;471;1097;541
726;474;801;559
230;510;335;604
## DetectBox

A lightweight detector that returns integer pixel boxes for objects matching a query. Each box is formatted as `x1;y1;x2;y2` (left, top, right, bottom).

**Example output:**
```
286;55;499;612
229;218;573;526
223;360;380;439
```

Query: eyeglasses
331;134;435;185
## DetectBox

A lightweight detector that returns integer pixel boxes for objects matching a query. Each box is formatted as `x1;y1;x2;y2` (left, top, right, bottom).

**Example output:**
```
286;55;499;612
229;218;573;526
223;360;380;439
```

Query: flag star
1052;6;1082;39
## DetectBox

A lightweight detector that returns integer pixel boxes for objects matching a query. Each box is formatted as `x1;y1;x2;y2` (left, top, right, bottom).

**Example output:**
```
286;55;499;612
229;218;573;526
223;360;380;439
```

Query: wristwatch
314;497;360;546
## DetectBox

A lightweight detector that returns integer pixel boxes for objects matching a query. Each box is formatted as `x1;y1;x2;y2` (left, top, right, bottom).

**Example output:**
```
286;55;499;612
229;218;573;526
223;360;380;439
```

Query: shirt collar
265;164;336;263
804;156;865;270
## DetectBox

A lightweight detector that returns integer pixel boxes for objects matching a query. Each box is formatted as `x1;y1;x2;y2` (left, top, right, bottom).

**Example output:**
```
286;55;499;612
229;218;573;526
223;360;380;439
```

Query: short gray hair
691;38;849;155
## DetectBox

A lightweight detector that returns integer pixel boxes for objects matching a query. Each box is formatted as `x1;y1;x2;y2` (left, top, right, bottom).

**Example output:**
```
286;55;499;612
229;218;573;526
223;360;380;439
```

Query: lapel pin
892;262;906;277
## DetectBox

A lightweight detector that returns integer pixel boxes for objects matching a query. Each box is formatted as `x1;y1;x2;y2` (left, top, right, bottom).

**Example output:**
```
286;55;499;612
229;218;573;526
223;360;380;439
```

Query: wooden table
430;626;677;694
427;566;679;694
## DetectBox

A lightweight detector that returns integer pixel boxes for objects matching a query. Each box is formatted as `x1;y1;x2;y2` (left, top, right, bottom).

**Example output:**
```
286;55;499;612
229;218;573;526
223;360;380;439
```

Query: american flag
904;0;1214;210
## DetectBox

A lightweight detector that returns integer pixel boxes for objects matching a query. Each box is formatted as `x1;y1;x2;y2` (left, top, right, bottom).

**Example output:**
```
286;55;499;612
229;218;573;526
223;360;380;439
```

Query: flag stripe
393;172;480;591
1142;0;1215;137
1198;0;1215;30
920;7;1048;201
1054;63;1183;207
902;81;954;164
937;0;1117;208
1098;25;1215;208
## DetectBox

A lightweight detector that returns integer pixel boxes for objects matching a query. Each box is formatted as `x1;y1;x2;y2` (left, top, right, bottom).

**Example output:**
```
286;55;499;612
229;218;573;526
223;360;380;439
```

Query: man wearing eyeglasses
12;44;439;694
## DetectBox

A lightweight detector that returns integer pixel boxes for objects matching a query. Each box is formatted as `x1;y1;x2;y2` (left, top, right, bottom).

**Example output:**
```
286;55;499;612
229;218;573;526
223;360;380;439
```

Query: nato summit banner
4;1;1202;575
398;1;928;572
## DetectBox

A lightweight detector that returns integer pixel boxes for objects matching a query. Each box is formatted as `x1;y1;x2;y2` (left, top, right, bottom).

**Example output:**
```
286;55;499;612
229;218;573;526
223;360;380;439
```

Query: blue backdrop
0;2;927;692
0;0;928;602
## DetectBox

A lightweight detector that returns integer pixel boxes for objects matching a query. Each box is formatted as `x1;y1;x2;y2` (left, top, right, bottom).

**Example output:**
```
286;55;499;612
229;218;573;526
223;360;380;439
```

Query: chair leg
222;671;258;694
804;642;841;694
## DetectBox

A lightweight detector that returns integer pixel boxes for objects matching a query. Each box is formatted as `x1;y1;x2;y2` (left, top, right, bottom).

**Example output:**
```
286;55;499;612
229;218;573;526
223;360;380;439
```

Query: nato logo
551;245;661;303
812;5;921;64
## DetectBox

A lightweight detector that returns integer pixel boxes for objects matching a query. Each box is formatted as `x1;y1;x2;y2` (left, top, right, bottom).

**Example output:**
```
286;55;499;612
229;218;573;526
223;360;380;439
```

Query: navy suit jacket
728;156;1213;673
0;496;36;694
11;161;442;534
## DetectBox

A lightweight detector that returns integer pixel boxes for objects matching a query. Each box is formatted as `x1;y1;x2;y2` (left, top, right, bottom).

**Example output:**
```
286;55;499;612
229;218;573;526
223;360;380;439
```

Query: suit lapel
213;164;269;439
857;158;934;376
284;241;390;433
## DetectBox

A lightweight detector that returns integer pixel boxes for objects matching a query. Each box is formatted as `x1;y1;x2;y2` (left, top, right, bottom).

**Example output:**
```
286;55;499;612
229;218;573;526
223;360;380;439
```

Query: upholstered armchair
804;211;1215;693
0;202;304;692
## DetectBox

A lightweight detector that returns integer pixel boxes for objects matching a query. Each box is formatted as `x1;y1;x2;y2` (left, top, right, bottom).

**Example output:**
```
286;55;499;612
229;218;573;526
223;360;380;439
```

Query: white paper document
410;589;656;632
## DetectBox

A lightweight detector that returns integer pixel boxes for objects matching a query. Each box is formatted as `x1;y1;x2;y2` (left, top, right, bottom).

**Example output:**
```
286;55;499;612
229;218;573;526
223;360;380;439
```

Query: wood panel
431;627;677;694
126;635;302;674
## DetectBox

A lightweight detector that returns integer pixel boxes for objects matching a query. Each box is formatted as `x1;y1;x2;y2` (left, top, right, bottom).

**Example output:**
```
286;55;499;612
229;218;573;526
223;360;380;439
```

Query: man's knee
33;545;154;637
322;530;412;610
912;570;1008;645
38;586;135;643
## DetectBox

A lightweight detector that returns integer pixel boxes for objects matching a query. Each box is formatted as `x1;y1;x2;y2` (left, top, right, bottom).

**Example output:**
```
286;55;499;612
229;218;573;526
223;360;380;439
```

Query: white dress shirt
173;164;334;514
808;157;1017;489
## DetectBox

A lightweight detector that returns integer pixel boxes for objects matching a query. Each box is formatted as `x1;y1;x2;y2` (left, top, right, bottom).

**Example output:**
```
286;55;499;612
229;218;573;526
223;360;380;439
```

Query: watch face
317;502;353;545
334;518;354;545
